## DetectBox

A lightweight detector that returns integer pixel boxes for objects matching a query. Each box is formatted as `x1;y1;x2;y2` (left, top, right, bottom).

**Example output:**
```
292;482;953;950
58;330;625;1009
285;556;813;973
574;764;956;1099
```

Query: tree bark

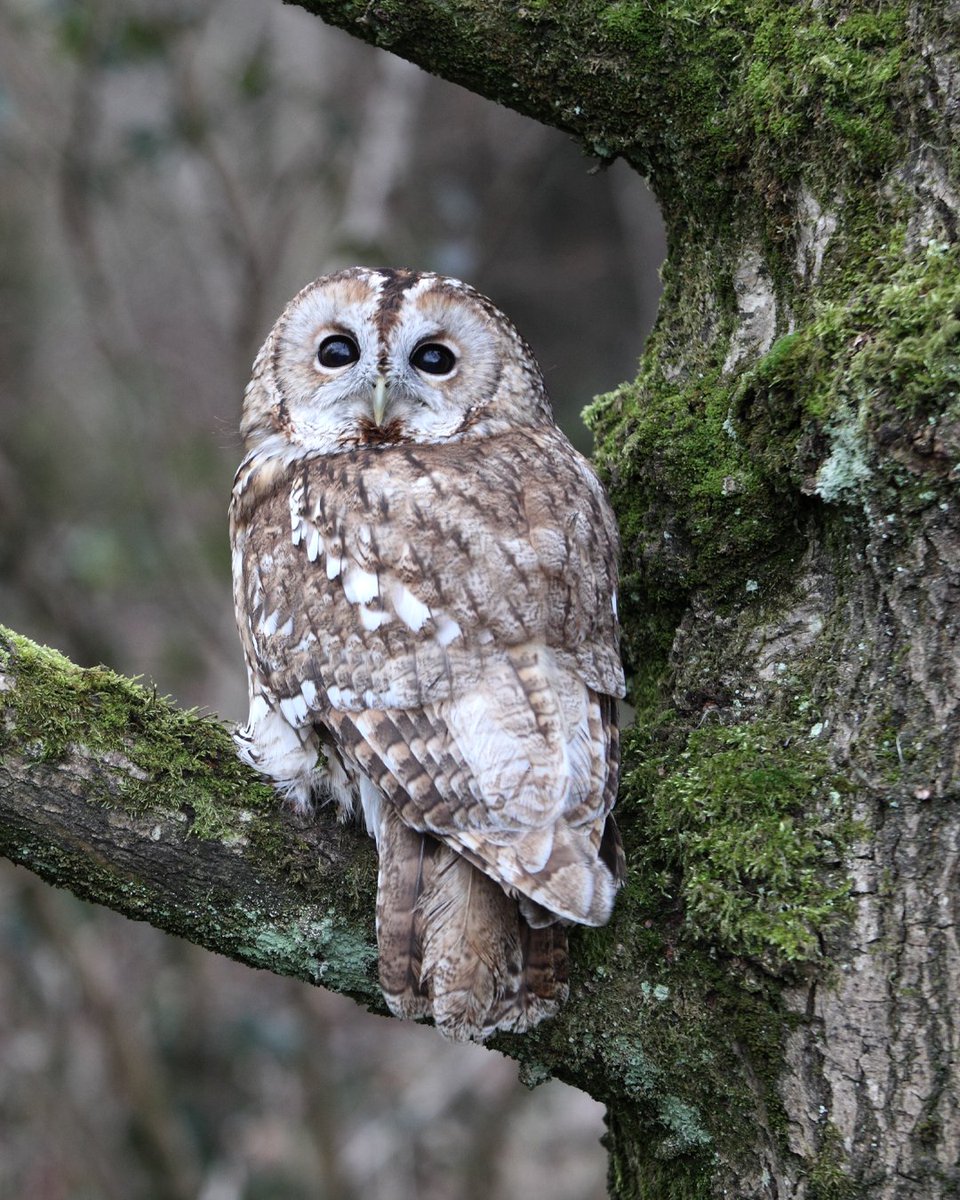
0;631;383;1001
4;1;960;1195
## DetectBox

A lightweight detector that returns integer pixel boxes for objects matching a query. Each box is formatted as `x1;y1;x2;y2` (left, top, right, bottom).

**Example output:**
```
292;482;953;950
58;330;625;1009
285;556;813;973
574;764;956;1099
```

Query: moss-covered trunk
2;1;958;1195
285;2;960;1194
590;5;960;1193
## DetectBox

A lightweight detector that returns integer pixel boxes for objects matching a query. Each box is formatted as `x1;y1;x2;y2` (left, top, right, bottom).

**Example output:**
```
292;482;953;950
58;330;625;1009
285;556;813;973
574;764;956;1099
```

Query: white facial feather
237;268;550;460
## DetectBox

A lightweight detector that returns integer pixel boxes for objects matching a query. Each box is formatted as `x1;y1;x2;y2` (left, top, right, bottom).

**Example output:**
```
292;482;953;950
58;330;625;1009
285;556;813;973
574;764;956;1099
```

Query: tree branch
289;0;732;212
294;2;641;154
0;626;380;1003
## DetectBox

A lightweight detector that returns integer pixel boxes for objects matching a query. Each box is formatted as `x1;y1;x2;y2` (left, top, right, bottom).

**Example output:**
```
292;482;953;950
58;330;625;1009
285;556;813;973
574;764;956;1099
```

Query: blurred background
0;0;665;1196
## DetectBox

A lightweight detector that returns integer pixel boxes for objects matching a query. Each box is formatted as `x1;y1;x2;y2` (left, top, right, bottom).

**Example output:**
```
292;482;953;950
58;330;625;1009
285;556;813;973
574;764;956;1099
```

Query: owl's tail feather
375;807;432;1021
375;806;568;1042
487;919;569;1038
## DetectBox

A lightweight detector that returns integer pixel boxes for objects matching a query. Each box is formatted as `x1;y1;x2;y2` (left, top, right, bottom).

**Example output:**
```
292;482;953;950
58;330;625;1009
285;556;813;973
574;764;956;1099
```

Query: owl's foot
233;693;324;814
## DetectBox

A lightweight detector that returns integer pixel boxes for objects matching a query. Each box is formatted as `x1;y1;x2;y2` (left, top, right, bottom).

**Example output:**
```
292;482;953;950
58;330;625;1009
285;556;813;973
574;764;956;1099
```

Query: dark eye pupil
318;335;359;369
411;343;456;375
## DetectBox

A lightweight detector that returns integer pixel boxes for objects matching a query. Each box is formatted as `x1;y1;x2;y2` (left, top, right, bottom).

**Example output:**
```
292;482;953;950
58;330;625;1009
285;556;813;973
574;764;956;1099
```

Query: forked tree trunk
2;3;958;1196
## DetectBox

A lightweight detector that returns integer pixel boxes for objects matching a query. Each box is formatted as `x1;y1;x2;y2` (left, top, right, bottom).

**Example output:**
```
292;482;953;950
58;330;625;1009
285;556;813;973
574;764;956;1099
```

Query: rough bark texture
3;1;960;1196
0;632;382;1000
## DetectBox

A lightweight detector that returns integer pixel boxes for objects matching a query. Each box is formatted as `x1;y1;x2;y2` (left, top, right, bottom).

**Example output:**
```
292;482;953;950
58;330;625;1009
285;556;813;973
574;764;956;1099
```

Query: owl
230;268;625;1041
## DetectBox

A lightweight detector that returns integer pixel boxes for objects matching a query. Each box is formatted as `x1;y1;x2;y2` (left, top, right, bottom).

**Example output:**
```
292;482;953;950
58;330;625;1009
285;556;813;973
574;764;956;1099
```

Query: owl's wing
325;665;622;925
232;425;624;922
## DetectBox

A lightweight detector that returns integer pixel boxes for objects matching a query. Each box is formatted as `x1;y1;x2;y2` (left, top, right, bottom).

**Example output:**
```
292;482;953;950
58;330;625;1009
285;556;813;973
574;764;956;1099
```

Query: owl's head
240;268;552;459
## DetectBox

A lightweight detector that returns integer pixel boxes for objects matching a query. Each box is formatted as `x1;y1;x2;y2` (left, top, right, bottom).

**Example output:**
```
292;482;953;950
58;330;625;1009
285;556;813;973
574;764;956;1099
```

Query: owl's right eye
317;335;360;369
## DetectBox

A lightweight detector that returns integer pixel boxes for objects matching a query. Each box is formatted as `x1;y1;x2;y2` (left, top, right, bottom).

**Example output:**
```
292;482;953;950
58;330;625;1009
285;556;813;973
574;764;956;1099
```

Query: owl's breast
232;427;624;717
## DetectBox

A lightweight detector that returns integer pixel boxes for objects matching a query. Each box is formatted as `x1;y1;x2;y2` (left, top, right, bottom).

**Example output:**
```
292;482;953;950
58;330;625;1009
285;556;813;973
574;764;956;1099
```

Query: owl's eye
317;334;360;370
410;342;457;376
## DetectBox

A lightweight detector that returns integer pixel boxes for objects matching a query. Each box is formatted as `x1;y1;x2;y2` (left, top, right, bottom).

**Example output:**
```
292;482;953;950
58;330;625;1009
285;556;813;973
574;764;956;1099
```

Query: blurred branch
172;47;271;357
26;885;202;1200
337;52;427;250
287;1;662;182
59;46;142;374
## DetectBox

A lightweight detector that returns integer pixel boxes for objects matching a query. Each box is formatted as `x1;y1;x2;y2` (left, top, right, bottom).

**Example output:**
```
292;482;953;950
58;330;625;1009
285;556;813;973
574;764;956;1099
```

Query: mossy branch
0;626;668;1098
0;625;382;1004
291;0;911;225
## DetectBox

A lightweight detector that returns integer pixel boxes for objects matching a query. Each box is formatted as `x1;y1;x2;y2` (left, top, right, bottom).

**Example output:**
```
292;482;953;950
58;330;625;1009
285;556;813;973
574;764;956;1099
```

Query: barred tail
375;806;568;1042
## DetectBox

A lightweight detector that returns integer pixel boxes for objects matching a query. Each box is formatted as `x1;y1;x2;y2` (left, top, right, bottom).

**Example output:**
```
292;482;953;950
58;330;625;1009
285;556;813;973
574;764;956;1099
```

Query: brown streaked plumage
230;268;625;1041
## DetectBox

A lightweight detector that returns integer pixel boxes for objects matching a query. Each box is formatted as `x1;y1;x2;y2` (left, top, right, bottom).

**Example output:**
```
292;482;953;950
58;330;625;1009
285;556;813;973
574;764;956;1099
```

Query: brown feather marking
246;428;625;714
376;805;431;1018
374;267;420;338
417;848;524;1042
349;417;412;448
326;680;622;927
488;919;569;1034
376;808;571;1041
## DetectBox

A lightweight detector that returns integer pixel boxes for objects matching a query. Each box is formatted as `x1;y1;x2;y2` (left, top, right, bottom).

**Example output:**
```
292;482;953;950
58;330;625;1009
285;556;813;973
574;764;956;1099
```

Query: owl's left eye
317;335;360;369
410;342;457;376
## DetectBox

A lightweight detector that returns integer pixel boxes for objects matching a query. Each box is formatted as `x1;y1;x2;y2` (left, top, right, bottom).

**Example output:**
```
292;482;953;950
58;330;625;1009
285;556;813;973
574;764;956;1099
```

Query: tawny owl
230;268;625;1041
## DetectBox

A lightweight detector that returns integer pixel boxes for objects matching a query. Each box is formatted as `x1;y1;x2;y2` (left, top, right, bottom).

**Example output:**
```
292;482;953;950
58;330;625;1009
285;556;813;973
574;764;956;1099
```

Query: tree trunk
3;2;959;1195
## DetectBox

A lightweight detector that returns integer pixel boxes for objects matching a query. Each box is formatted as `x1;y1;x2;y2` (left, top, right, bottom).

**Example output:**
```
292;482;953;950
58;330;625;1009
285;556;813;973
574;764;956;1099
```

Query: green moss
1;626;383;1004
605;1104;713;1199
849;240;960;417
807;1123;858;1200
0;626;276;840
744;3;908;181
589;235;960;688
0;626;367;920
595;0;908;224
586;343;803;676
621;716;853;964
501;714;819;1187
737;238;960;507
586;939;789;1193
597;1;746;179
299;0;912;242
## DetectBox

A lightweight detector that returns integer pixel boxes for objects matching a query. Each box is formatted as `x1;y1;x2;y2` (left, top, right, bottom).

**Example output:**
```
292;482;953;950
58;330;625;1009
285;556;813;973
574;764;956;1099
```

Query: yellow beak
372;376;388;426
